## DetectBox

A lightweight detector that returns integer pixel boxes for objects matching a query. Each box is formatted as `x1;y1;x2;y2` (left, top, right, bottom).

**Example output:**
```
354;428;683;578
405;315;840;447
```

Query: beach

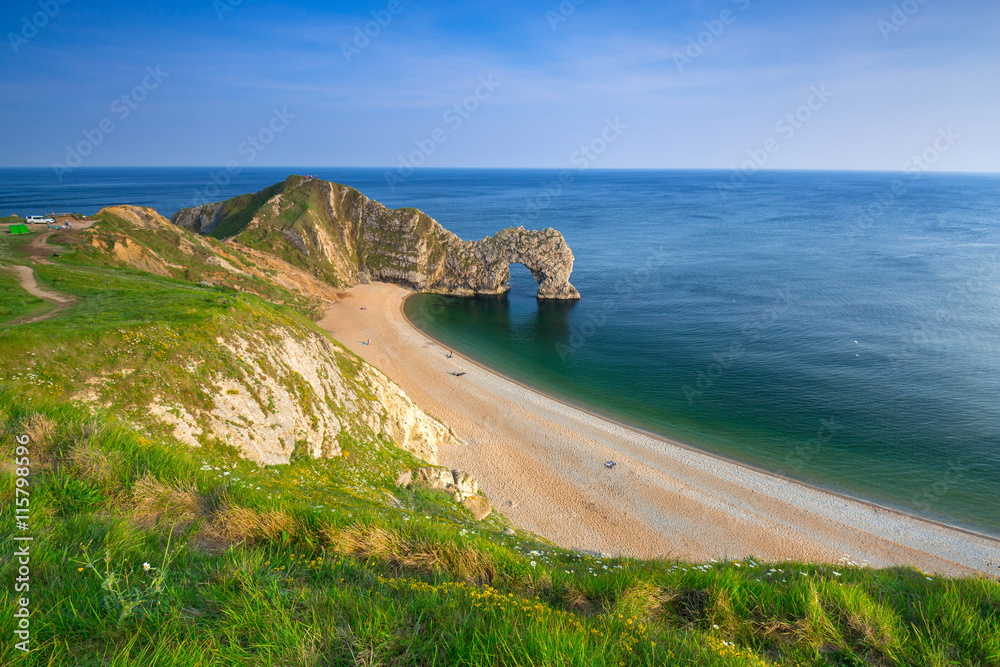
320;282;1000;576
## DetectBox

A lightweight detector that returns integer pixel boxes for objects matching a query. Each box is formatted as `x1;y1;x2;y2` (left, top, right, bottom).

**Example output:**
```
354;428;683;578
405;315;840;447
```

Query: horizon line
1;166;998;176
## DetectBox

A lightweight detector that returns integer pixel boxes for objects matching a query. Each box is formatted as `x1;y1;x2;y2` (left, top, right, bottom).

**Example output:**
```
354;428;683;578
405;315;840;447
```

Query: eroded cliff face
171;177;581;300
171;201;224;235
79;325;458;467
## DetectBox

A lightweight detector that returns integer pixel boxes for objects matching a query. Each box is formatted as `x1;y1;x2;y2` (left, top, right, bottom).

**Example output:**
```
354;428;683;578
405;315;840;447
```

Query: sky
1;0;998;172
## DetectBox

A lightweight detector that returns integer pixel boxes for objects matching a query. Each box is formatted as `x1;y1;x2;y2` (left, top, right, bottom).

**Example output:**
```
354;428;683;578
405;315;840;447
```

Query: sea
3;167;999;537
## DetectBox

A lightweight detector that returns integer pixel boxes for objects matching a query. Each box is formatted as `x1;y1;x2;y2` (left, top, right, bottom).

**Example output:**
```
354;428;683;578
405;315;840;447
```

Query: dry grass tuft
24;413;58;470
562;583;594;613
132;474;207;529
326;524;403;558
132;473;298;550
660;587;712;625
212;504;296;543
323;524;496;583
24;412;55;444
67;440;114;485
836;604;898;664
618;580;662;618
753;618;801;643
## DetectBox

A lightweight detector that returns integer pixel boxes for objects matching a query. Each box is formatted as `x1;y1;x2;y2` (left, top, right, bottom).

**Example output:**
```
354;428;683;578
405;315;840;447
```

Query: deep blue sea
3;167;999;536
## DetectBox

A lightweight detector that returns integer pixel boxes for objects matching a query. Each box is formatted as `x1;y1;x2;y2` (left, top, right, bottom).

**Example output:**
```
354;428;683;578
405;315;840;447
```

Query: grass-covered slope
171;176;454;290
71;205;341;320
0;266;45;324
0;225;457;469
1;220;998;666
171;175;359;286
2;395;999;666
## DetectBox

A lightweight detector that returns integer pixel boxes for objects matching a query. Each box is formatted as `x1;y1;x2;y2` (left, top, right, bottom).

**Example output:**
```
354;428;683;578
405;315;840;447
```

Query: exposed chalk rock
397;466;493;520
78;326;458;467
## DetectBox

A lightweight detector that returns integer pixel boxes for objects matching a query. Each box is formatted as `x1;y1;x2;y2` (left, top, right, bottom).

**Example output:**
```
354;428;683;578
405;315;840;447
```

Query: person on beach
363;338;370;345
447;350;453;358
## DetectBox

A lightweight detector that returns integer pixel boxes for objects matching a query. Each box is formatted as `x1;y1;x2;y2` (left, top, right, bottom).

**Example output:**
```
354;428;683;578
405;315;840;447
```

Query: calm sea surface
3;167;999;536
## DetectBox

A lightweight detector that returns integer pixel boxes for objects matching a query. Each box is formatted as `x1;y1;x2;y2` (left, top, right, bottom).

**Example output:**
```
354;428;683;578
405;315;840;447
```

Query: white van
25;215;56;224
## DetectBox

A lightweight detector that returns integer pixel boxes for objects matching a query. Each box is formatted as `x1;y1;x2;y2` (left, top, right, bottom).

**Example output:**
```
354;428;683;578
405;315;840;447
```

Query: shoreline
399;293;1000;547
319;282;1000;576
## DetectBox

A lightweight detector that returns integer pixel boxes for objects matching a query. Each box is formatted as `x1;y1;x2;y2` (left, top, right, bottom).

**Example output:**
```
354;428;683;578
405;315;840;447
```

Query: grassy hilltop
171;175;448;289
1;200;999;666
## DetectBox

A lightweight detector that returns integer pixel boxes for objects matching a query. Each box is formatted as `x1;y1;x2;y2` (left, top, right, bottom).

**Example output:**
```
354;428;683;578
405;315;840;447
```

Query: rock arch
422;226;581;300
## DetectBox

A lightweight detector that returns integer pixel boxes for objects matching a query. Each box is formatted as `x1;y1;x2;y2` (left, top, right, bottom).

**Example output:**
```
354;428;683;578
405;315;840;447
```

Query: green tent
9;224;31;235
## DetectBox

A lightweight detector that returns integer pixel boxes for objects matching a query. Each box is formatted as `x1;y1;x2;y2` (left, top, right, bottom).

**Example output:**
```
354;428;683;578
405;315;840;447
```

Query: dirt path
27;230;59;264
1;231;79;323
7;264;72;304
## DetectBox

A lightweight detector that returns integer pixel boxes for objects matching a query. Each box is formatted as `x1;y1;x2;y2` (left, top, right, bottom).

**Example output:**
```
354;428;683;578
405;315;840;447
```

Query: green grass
0;260;347;438
73;210;327;319
0;232;40;263
206;176;308;240
1;217;998;665
1;394;999;666
232;177;353;287
0;267;46;324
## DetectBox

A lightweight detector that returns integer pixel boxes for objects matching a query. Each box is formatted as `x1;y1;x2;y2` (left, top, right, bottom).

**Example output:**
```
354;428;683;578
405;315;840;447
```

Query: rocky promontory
171;176;580;299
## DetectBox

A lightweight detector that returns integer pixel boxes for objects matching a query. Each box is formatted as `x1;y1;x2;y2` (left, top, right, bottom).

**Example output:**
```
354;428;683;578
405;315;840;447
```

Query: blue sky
1;0;998;171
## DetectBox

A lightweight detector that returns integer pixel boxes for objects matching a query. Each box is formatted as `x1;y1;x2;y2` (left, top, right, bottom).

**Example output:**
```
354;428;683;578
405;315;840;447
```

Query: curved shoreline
400;292;1000;547
319;283;1000;576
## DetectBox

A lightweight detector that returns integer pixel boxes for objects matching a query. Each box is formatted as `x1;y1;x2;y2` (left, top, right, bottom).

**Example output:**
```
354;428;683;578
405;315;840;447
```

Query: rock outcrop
171;176;580;300
396;467;492;520
171;201;224;236
79;324;459;467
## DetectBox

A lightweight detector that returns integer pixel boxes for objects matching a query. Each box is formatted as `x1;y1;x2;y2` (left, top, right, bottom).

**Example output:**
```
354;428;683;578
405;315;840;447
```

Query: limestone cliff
78;323;458;467
171;176;581;300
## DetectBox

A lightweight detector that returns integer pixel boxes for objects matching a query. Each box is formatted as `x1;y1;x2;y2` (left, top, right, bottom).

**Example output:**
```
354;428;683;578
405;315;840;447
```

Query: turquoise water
3;167;999;535
400;170;1000;537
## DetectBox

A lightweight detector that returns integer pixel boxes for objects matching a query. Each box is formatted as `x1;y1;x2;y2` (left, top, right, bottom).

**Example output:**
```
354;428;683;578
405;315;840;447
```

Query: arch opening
505;261;541;297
